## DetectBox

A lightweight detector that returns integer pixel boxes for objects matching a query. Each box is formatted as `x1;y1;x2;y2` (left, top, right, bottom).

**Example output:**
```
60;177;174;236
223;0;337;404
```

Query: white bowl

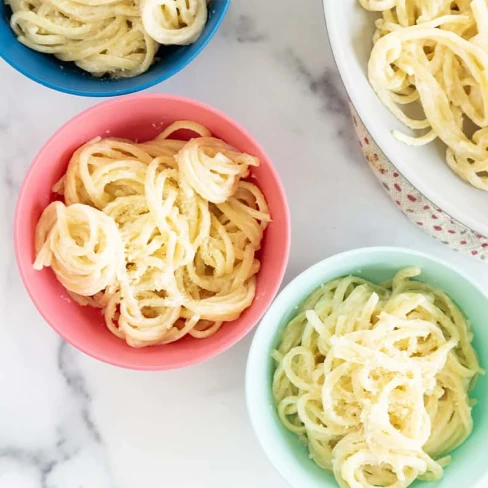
323;0;488;237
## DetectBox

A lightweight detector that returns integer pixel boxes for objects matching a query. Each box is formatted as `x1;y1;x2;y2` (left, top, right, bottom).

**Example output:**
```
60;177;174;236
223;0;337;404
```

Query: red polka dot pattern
350;105;488;261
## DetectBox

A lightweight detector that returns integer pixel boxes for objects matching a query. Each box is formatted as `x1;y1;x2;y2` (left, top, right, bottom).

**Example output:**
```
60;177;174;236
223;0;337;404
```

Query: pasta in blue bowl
0;0;230;97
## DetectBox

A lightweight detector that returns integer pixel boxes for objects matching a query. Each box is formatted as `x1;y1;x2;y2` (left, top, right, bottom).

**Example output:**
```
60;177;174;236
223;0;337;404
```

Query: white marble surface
1;1;487;487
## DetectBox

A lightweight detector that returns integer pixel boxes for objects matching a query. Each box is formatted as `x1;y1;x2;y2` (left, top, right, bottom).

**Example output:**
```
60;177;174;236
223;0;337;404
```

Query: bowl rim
245;246;488;488
322;0;488;238
14;93;291;370
0;0;231;97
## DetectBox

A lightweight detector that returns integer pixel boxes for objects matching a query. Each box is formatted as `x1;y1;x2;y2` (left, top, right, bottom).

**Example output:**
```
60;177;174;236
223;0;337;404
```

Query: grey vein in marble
57;341;103;444
221;13;267;43
0;342;113;488
279;48;359;154
235;15;267;43
0;447;55;488
281;48;348;115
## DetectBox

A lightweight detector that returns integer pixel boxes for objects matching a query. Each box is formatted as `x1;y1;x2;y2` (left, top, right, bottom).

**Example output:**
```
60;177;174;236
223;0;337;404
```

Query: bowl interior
323;0;488;237
246;247;488;488
0;0;229;96
15;94;290;370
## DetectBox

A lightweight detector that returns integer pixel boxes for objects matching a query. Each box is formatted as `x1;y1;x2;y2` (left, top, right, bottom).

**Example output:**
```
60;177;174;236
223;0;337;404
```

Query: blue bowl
0;0;230;97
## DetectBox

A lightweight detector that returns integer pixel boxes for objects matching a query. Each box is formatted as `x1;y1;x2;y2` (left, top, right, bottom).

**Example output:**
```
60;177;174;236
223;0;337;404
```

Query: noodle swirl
140;0;207;45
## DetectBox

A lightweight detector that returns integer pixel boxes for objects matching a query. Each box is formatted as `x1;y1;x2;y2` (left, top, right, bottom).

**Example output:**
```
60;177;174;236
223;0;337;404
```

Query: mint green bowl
246;247;488;488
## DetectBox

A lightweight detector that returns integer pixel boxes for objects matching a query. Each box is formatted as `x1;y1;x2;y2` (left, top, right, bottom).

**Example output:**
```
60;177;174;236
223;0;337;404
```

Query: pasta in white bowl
322;0;488;238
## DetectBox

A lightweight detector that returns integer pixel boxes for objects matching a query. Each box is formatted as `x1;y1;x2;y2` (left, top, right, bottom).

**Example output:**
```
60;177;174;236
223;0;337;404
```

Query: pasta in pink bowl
15;94;290;370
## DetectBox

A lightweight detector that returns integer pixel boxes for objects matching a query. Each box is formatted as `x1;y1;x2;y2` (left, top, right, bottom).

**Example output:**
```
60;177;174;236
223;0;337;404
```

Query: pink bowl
15;94;290;370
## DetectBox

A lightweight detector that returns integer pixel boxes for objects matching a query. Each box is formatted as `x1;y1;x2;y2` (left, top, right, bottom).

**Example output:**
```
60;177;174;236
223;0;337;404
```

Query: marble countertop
1;1;487;487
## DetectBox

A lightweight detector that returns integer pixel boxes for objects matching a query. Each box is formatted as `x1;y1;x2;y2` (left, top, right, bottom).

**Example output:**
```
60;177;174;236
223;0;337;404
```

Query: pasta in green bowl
246;247;487;488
